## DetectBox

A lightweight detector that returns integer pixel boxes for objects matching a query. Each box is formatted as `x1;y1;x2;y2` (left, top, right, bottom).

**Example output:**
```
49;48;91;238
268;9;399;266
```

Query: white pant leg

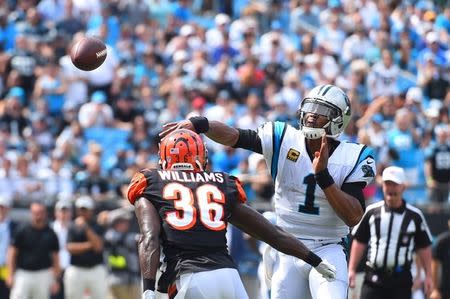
11;269;52;299
85;265;108;299
64;266;87;299
31;269;52;299
270;253;312;299
309;244;348;299
10;269;33;299
175;268;248;299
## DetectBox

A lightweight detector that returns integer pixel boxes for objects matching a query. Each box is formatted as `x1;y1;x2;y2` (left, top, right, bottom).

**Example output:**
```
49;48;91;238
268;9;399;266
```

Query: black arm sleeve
341;182;366;211
232;128;263;154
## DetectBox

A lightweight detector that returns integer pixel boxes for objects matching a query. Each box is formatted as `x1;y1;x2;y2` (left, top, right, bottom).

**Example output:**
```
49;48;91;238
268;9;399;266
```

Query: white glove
143;290;156;299
314;260;337;282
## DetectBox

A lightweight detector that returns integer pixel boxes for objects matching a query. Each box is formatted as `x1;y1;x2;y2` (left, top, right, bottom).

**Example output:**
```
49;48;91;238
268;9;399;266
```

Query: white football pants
270;240;348;299
174;268;249;299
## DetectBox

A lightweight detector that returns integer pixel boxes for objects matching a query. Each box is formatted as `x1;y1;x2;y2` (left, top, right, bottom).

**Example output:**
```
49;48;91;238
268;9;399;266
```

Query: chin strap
302;127;326;139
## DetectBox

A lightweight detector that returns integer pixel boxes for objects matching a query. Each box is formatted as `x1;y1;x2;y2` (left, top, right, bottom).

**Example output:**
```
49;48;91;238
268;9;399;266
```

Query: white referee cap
382;166;405;185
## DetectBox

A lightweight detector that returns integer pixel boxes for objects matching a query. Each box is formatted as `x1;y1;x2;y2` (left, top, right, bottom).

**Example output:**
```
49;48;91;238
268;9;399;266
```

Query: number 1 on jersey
298;174;319;215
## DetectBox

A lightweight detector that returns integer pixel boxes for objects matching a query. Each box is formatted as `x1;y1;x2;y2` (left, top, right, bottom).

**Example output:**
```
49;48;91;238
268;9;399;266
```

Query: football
70;37;107;71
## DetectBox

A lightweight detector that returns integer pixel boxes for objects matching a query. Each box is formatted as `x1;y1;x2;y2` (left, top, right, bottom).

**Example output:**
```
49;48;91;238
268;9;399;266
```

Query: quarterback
161;84;376;298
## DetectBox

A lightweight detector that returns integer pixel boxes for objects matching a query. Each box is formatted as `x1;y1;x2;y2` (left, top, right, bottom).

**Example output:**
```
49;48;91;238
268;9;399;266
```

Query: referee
348;166;434;299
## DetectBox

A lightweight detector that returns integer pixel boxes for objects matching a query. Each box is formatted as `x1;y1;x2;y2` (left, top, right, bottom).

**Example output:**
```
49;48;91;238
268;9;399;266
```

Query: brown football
70;37;107;71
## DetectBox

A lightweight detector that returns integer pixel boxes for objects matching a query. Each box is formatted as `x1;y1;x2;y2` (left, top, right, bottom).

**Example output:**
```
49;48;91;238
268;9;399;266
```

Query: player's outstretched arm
135;197;161;298
160;117;240;147
229;202;336;281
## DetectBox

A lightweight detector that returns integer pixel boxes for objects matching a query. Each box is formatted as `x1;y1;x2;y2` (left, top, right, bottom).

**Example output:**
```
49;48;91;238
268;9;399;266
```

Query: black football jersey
128;169;247;290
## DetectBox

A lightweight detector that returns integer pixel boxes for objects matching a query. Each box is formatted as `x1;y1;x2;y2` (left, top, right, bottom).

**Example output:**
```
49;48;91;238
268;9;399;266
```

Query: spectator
385;108;422;187
78;91;114;129
12;156;44;205
75;143;110;201
104;208;139;299
368;49;400;99
51;200;73;299
38;149;74;204
315;14;346;59
0;195;16;299
349;166;434;299
420;57;449;101
7;201;60;299
425;125;450;204
31;61;66;117
431;220;450;299
342;22;372;65
65;195;107;299
55;1;85;38
290;0;320;35
206;13;231;49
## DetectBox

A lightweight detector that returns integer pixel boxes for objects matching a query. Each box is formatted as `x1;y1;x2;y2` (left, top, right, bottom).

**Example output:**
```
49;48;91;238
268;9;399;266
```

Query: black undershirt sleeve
341;182;366;211
232;128;263;154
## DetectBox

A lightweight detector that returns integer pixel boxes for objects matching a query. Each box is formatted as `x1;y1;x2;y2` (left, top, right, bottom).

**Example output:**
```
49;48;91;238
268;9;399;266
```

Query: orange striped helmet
159;129;208;171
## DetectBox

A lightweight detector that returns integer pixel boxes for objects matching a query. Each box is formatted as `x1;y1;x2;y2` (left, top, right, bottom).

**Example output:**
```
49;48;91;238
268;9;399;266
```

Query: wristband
143;278;155;292
305;251;322;267
189;116;209;134
315;168;334;189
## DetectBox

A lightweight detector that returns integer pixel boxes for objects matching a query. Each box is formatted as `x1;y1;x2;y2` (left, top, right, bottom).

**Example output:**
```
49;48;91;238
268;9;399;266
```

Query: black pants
0;279;10;299
361;267;412;299
361;281;411;299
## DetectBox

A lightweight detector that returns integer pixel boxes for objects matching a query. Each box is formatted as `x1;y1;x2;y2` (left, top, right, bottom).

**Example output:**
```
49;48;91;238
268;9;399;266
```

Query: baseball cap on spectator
63;100;78;112
328;0;341;8
217;90;230;100
6;87;26;104
416;0;433;11
108;208;132;225
372;113;384;124
215;13;230;26
0;195;12;208
55;200;72;210
425;108;439;118
51;149;65;160
173;50;188;63
273;94;287;106
270;20;282;31
75;195;95;210
434;124;448;135
31;113;46;123
91;91;107;103
382;166;405;185
406;87;423;103
192;96;207;110
426;31;439;44
180;25;195;37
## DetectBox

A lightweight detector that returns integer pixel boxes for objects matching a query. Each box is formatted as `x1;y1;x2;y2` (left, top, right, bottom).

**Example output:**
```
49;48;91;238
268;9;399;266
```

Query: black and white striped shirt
352;200;432;271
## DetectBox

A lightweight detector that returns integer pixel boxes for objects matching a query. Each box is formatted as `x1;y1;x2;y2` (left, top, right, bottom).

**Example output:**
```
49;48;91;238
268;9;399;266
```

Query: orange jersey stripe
234;178;247;203
127;172;148;204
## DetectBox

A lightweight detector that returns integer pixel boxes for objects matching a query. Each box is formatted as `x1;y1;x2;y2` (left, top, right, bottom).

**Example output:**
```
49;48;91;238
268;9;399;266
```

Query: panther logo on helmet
296;84;351;139
159;129;208;171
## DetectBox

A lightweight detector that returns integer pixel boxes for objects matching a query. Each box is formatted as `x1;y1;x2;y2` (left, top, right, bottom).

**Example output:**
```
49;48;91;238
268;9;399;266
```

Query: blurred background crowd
0;0;449;298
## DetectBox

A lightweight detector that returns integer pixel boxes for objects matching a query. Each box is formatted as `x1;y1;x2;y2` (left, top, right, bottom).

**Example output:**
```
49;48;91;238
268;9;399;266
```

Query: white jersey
258;122;376;240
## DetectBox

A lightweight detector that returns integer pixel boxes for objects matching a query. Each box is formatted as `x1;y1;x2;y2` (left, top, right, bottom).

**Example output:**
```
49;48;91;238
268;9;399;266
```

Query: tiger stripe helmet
159;129;208;171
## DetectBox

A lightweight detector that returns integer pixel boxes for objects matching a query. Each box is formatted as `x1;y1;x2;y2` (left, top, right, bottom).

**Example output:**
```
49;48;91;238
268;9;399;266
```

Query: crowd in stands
0;0;449;298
